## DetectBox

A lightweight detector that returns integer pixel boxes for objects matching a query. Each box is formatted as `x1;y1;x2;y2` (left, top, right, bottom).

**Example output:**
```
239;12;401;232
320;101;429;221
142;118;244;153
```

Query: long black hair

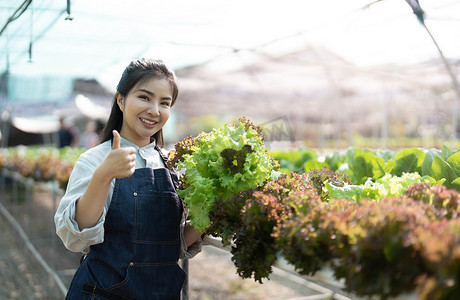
100;58;179;147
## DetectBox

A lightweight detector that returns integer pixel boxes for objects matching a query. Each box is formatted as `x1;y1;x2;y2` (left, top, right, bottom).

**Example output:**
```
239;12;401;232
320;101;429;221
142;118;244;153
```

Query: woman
55;58;203;299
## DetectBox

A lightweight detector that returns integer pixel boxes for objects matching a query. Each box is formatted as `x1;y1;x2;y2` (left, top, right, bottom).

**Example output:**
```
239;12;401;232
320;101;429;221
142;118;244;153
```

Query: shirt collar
119;136;157;150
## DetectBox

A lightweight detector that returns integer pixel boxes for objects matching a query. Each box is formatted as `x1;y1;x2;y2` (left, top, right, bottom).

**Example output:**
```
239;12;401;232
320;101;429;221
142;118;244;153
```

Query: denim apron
66;147;185;300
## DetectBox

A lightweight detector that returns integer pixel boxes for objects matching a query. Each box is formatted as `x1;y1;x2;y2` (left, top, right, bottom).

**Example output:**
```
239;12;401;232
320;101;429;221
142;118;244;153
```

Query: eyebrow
136;88;172;100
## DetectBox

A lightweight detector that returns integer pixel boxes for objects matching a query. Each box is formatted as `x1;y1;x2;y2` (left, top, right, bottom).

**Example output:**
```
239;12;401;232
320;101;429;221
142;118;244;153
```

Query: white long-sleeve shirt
54;137;201;259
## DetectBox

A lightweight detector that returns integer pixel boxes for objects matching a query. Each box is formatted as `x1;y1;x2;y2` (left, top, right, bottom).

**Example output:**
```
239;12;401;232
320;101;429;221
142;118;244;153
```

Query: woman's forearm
184;223;203;247
75;167;112;230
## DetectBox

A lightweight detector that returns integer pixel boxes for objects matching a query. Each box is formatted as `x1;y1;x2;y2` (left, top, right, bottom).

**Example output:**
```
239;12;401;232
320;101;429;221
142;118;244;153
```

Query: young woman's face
117;78;172;147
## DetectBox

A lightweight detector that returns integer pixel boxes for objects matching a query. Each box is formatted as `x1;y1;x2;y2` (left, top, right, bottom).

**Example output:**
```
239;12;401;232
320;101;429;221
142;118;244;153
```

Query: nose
147;102;160;116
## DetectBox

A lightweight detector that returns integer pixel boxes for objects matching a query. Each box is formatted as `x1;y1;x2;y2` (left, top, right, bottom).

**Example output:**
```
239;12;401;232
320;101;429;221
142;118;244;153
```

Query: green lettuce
326;172;429;202
171;117;277;232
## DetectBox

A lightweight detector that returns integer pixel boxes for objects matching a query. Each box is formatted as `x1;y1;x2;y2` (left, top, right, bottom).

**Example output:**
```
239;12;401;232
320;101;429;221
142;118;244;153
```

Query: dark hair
100;58;179;147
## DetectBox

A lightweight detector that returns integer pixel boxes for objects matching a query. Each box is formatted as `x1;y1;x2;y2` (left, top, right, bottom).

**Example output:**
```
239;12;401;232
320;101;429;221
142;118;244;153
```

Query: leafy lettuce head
169;117;277;232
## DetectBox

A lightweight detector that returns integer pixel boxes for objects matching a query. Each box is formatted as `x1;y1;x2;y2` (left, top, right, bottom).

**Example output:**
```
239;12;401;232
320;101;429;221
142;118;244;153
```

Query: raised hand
100;130;137;180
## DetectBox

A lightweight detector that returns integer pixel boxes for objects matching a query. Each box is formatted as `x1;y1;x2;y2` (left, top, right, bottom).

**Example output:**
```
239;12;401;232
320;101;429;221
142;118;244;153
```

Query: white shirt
54;137;201;258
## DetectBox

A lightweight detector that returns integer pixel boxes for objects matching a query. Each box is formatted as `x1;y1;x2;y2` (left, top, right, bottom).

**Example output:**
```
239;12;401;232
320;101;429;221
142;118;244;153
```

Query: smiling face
117;77;172;147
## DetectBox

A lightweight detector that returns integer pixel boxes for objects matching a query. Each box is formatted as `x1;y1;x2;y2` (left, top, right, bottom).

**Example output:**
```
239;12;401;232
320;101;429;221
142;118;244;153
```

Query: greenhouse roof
1;0;459;92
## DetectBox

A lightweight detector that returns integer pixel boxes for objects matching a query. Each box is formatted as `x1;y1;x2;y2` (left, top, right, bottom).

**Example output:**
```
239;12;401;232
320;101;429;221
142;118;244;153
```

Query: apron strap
155;146;181;190
155;146;186;217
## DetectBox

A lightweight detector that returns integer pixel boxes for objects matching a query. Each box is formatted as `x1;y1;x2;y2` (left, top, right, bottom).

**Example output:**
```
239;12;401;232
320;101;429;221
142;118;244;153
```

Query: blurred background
1;0;460;151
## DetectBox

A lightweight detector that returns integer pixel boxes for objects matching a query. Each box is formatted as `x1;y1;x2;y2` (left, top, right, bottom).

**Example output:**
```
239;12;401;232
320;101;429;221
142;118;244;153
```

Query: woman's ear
116;93;124;111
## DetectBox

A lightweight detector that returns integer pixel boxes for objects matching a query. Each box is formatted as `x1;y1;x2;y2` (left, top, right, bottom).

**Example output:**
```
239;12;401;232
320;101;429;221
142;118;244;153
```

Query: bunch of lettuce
168;117;278;232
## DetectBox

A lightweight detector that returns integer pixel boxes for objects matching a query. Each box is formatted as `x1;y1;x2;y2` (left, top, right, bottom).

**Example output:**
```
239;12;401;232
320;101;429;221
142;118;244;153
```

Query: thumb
112;130;121;149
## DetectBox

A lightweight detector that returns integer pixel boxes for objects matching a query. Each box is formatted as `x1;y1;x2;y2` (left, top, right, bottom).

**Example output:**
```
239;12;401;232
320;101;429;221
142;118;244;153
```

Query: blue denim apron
66;163;185;300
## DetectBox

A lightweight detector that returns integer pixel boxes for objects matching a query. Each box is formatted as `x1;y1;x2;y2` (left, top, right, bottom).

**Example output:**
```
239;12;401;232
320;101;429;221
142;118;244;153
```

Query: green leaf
420;175;437;185
366;153;387;180
345;148;385;184
431;156;457;188
446;151;460;177
350;154;372;184
441;145;453;161
383;160;396;174
392;148;425;176
451;177;460;192
325;181;365;202
422;148;441;177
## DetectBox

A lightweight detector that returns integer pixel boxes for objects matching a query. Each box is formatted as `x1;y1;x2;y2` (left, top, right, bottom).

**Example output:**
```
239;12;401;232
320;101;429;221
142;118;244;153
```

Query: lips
140;117;158;127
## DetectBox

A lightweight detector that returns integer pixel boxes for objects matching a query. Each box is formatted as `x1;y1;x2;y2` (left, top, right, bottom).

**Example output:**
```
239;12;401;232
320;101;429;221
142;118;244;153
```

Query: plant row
0;147;84;190
270;145;460;191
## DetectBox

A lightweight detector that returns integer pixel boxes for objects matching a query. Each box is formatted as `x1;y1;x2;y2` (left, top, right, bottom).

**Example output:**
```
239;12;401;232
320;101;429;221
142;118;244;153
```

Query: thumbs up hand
99;130;137;180
112;129;122;150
